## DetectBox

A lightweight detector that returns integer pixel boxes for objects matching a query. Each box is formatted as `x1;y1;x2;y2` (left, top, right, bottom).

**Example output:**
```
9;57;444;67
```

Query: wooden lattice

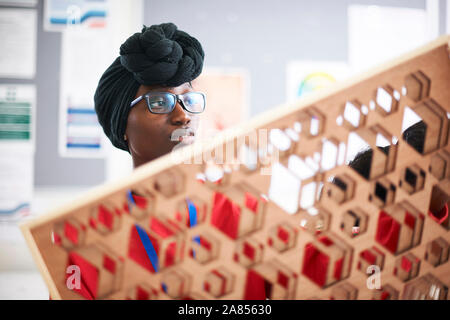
21;35;450;300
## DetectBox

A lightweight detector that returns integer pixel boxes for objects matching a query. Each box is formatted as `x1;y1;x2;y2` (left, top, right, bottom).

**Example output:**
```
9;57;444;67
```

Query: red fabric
133;194;148;209
98;205;113;230
103;255;116;274
318;236;333;247
150;218;174;239
136;286;149;300
375;211;400;254
277;271;288;288
89;218;97;229
302;243;329;287
64;221;78;245
243;242;255;260
380;291;390;300
428;203;449;225
211;192;241;239
245;192;259;213
277;227;289;243
52;231;61;245
67;252;99;300
333;258;343;280
401;256;412;272
243;270;267;300
200;236;211;251
164;241;176;267
128;226;158;273
404;212;416;229
360;250;376;265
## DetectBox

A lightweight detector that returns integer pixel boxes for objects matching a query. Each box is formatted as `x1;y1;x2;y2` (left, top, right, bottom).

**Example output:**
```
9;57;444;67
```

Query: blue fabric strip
187;198;200;258
127;190;135;207
186;198;197;228
134;224;159;273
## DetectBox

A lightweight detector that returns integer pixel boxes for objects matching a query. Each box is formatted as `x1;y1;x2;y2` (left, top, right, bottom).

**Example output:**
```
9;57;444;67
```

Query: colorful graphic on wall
286;61;350;102
44;0;108;31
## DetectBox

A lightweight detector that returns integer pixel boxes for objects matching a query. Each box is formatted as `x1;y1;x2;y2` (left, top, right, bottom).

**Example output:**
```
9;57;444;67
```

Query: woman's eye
150;100;165;108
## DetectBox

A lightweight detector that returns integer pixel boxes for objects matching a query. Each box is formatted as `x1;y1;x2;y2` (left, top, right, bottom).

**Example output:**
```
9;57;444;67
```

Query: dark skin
124;82;200;168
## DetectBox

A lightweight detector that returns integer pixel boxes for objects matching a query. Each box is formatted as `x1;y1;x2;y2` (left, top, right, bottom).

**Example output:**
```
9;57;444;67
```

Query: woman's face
125;82;200;168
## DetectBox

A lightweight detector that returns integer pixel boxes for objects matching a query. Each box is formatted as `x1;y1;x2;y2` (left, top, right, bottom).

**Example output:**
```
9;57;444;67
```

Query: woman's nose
170;101;191;126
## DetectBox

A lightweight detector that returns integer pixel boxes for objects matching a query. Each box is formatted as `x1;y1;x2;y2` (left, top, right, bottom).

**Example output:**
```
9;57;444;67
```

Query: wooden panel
21;35;450;300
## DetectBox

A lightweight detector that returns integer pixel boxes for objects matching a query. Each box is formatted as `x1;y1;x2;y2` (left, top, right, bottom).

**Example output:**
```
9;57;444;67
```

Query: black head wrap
94;22;205;152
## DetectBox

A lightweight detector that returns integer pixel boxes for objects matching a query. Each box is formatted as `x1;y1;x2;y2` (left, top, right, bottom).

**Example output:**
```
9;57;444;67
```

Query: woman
94;22;205;168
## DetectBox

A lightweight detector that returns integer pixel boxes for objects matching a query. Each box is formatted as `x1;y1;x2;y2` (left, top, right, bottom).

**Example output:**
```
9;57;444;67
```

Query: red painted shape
164;241;177;267
52;231;61;245
67;252;99;300
277;227;289;243
404;212;416;229
302;243;329;287
333;258;343;280
128;225;158;273
64;221;78;245
210;192;241;239
136;286;149;300
318;236;333;247
401;256;412;273
243;242;255;260
200;237;212;251
133;194;148;209
98;205;113;230
277;271;288;288
243;270;267;300
245;192;259;213
103;255;116;274
360;249;376;265
375;211;400;254
150;217;174;239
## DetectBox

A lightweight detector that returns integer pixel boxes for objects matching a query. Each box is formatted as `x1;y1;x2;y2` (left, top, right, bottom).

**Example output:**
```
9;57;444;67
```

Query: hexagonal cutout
428;185;449;229
89;202;122;235
234;237;264;267
190;232;220;264
398;164;425;195
393;253;420;282
340;207;368;238
267;222;298;252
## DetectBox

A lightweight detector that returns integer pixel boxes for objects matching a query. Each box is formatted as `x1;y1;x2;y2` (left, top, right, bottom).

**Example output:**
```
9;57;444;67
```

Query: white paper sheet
0;8;37;79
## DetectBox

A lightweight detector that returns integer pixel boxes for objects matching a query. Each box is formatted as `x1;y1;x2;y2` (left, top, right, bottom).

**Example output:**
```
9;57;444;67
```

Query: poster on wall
191;69;250;141
348;5;429;73
286;61;350;102
44;0;108;32
0;85;35;222
58;27;115;158
0;8;37;79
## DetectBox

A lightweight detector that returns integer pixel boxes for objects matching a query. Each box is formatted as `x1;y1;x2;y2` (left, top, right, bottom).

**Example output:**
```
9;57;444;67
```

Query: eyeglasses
130;91;206;114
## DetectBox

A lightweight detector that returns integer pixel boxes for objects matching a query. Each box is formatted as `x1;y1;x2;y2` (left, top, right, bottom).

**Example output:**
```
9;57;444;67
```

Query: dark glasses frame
130;91;206;114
